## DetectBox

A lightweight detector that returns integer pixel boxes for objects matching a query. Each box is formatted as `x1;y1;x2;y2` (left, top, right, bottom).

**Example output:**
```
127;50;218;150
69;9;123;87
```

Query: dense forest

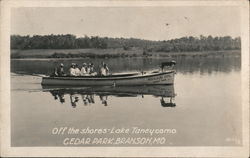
11;34;241;52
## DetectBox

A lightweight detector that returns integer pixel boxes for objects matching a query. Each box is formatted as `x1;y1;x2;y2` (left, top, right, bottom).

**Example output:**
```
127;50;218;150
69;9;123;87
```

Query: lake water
11;55;242;146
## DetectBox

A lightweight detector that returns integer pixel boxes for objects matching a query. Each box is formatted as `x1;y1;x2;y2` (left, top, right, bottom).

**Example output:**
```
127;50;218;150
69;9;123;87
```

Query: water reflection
43;85;176;108
160;97;175;107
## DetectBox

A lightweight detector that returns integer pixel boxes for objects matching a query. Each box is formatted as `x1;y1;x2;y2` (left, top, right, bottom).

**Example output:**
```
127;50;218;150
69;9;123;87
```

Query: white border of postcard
0;0;249;157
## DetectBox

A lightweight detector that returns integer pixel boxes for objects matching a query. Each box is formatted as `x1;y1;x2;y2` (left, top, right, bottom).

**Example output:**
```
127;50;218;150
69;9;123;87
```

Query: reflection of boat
42;85;175;97
42;85;176;107
41;70;175;86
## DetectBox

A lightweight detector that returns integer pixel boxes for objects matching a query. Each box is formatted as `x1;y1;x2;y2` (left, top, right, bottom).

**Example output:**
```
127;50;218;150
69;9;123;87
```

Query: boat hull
41;71;175;86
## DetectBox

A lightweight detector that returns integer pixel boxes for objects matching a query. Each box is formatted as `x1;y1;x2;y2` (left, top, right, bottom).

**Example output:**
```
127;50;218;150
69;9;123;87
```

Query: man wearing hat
54;63;65;76
69;63;76;76
89;63;97;76
100;62;109;76
74;64;81;76
80;63;88;76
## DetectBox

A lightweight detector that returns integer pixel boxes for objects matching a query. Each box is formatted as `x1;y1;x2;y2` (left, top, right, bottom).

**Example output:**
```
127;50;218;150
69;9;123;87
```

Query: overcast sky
11;7;241;41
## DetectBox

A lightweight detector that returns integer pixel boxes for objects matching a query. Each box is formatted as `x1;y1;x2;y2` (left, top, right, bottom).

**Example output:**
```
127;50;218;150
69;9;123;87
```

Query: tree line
11;34;241;52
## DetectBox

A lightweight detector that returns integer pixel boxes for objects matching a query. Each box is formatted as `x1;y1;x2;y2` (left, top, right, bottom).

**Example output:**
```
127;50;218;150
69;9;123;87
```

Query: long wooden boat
41;70;175;86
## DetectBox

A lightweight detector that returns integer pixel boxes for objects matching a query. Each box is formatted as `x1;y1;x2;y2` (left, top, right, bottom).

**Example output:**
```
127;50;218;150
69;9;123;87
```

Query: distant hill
11;34;241;53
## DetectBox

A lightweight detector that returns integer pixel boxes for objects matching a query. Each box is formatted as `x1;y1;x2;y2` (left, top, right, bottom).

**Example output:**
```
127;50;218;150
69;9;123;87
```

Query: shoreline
11;49;241;59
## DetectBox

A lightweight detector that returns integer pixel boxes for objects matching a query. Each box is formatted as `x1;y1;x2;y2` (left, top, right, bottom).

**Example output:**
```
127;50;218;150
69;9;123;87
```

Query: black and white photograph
0;0;249;157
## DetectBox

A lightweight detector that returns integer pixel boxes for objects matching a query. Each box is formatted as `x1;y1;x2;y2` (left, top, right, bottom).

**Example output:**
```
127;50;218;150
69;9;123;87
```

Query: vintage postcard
0;0;249;157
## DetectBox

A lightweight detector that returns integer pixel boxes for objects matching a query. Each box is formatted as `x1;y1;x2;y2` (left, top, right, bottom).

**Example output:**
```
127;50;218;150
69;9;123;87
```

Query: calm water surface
11;55;241;146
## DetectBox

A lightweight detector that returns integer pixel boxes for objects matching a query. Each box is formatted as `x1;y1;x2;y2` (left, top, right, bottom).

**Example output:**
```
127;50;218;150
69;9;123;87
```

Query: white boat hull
41;71;175;86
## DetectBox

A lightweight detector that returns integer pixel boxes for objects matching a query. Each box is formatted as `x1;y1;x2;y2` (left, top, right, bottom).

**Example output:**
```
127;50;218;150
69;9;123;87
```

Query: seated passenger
80;63;88;76
100;63;109;76
86;63;91;74
69;63;76;76
74;64;81;76
89;63;97;76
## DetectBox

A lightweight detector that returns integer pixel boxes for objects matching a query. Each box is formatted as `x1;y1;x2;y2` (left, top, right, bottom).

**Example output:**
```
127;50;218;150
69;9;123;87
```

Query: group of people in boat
52;62;109;77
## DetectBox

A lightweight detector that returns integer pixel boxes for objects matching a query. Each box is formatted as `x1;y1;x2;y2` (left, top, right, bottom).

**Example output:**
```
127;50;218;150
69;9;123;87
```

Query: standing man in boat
53;63;66;77
161;60;176;71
